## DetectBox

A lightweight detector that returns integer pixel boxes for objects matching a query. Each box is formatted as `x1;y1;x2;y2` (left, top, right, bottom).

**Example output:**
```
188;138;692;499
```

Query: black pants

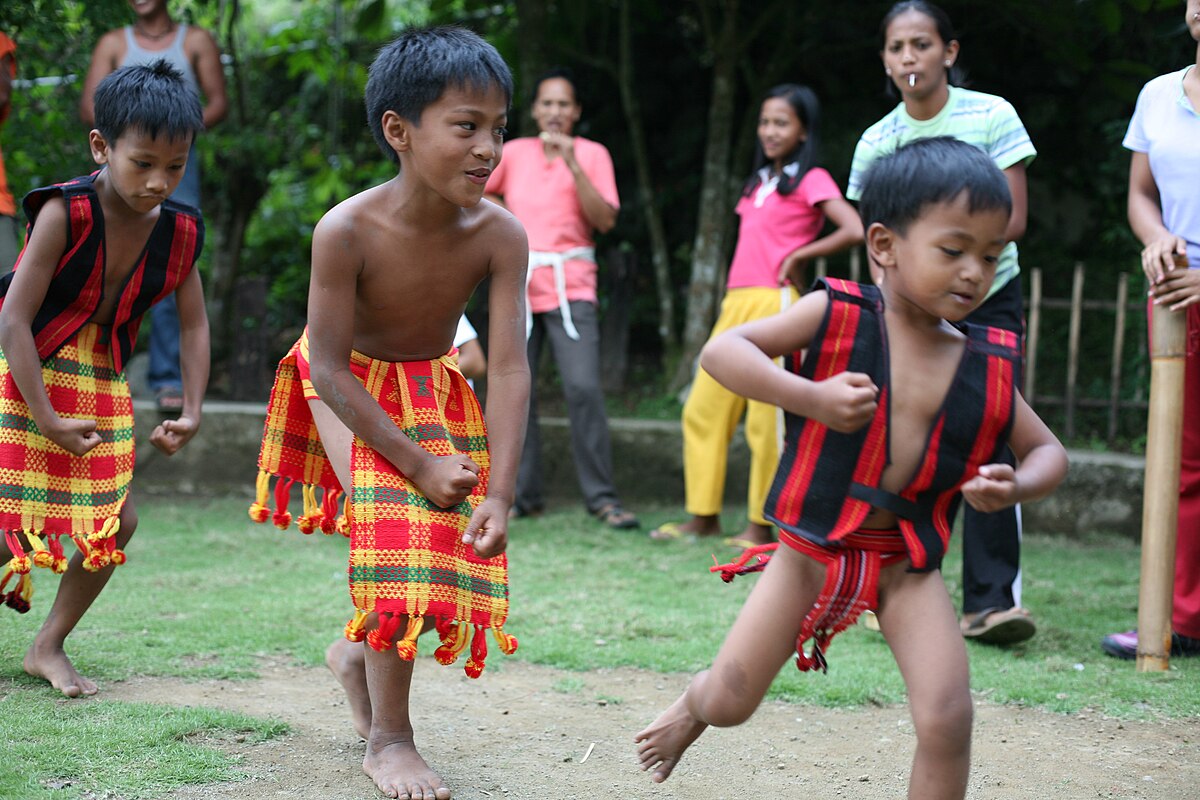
960;275;1024;614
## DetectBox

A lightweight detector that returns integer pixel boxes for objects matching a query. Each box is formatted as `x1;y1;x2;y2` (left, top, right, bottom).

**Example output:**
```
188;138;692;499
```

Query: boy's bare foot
23;640;98;698
326;638;372;739
634;693;708;783
364;737;451;799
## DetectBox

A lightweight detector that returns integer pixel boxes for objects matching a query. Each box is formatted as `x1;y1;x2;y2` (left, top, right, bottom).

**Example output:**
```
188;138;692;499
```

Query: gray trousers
516;300;620;513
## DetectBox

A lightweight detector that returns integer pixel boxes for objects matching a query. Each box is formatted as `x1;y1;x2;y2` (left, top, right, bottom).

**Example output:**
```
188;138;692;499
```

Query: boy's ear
88;130;110;165
381;110;411;153
866;221;899;271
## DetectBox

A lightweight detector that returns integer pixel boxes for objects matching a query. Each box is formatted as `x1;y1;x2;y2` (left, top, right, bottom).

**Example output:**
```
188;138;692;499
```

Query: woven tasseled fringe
1;517;124;613
352;610;518;679
249;469;347;538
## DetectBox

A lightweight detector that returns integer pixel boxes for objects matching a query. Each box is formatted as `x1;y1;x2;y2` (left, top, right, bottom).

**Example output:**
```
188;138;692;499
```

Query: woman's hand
1149;263;1200;311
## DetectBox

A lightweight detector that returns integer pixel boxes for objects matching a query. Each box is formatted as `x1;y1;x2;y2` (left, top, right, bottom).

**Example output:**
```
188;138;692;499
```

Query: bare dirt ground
99;657;1200;800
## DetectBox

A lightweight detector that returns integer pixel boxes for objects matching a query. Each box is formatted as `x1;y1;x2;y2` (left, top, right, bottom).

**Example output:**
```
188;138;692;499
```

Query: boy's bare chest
879;336;964;488
94;220;156;320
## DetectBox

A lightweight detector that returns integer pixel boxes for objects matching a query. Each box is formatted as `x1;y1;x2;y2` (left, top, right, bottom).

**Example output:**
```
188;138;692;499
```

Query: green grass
1;497;1196;798
0;692;285;799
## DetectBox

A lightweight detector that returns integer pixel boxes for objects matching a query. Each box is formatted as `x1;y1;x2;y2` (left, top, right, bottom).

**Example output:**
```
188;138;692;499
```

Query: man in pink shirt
486;68;638;529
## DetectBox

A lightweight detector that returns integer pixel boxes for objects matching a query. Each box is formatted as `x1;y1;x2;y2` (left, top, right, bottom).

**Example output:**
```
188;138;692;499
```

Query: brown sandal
594;503;640;530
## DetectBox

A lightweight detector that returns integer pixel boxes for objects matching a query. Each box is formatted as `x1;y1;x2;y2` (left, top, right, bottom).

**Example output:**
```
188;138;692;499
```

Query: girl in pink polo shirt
650;84;863;547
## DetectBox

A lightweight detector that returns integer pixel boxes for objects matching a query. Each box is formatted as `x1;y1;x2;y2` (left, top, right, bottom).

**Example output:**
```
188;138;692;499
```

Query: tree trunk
670;0;740;393
513;0;550;136
599;246;635;393
617;0;676;358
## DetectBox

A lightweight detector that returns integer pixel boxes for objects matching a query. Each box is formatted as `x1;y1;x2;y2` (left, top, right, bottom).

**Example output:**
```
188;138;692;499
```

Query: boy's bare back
312;180;525;362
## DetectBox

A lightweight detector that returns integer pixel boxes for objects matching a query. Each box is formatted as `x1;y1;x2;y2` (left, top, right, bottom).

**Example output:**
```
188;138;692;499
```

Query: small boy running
0;61;208;697
250;27;528;800
635;137;1067;800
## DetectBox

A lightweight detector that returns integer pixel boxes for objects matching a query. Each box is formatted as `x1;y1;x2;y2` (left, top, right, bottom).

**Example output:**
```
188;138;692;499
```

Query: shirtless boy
251;27;528;800
635;137;1067;799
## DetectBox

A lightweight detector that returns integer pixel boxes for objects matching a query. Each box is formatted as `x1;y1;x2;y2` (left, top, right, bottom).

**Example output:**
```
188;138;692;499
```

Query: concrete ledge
133;403;1146;540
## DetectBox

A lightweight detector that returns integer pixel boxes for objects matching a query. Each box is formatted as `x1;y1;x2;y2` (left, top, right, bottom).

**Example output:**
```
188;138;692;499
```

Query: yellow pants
683;286;797;524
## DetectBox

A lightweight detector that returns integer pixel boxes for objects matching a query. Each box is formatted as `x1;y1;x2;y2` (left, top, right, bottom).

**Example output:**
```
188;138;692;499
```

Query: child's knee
913;690;973;752
689;670;758;728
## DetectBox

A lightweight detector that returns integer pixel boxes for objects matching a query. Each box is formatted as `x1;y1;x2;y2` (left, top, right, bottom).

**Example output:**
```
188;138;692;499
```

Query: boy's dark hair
530;67;580;107
742;83;822;198
366;26;514;164
879;1;967;97
858;137;1011;234
93;59;204;144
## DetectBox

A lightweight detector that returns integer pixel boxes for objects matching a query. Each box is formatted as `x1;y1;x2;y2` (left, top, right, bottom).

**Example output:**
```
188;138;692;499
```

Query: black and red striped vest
0;171;204;373
765;278;1019;573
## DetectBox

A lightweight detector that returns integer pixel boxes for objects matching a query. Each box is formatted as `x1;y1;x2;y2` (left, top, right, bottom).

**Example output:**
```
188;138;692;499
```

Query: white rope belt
527;246;595;341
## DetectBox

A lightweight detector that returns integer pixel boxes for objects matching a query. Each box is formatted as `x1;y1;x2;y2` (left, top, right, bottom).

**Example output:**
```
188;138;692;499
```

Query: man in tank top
79;0;226;412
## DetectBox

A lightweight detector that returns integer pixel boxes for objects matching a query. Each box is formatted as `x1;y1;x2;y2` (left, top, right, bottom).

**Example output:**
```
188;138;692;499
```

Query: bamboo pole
1026;268;1042;402
1137;294;1187;671
1065;262;1085;439
814;256;827;281
849;247;861;284
1108;274;1129;443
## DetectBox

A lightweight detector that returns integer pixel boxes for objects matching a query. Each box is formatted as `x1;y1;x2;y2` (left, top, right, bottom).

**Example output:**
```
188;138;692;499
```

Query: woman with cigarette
846;0;1039;645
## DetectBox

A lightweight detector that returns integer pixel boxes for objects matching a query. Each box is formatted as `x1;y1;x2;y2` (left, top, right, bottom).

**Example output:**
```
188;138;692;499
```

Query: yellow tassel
26;533;53;570
88;515;120;544
249;470;272;523
394;615;424;661
491;626;519;655
297;484;320;534
343;609;369;642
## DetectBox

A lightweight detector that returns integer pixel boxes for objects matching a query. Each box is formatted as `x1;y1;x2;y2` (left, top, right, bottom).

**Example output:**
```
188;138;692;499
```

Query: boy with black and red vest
0;60;207;699
636;137;1068;799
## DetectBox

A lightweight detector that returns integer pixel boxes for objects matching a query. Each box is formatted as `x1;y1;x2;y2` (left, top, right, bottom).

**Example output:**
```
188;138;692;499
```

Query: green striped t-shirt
847;86;1037;298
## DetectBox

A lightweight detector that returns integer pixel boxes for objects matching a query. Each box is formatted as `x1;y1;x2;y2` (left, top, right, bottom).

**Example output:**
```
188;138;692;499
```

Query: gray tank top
121;24;198;93
119;24;202;208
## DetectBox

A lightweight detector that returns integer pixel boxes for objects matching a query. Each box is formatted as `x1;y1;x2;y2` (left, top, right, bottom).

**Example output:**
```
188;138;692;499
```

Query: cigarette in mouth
908;74;916;87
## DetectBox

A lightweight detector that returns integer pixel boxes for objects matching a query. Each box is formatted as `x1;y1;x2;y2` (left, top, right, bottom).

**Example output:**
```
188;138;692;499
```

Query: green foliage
2;1;1189;440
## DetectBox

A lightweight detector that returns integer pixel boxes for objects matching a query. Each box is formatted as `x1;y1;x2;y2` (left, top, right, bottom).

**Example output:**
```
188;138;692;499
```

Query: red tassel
48;535;69;574
366;612;402;652
710;543;777;583
464;625;488;679
320;489;342;535
4;573;31;613
272;477;295;529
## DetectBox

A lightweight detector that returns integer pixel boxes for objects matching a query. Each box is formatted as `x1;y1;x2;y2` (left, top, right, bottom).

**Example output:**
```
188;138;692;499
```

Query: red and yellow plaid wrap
0;323;133;612
252;330;515;677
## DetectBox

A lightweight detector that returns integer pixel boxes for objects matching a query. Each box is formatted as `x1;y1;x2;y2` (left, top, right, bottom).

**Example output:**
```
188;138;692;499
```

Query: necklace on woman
134;22;176;41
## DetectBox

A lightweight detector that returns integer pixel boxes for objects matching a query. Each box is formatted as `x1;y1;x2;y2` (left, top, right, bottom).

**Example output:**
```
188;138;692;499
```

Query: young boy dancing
0;61;208;697
635;137;1068;800
250;27;528;800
